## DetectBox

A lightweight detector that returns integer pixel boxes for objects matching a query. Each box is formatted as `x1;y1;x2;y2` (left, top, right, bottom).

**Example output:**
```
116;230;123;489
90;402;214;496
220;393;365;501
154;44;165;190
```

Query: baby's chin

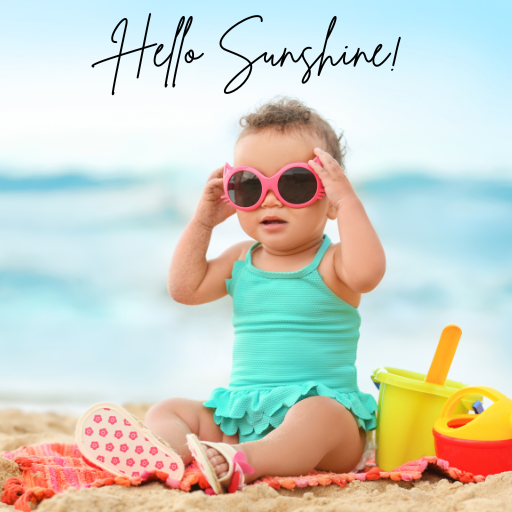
250;226;325;251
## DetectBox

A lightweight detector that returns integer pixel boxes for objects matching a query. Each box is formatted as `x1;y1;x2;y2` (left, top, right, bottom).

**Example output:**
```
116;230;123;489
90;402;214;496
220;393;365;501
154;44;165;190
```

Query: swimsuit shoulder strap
245;242;261;264
310;234;332;270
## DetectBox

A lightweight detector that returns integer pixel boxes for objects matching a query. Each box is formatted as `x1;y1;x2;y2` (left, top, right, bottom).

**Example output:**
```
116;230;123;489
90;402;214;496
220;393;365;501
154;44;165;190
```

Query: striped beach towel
1;443;485;511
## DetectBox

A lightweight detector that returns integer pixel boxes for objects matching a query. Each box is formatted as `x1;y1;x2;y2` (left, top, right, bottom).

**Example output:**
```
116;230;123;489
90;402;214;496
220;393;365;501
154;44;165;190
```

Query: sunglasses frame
222;157;325;211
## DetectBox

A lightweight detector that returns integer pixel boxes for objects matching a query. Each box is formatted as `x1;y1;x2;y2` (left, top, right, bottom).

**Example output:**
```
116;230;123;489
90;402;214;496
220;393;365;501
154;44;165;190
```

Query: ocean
1;171;511;414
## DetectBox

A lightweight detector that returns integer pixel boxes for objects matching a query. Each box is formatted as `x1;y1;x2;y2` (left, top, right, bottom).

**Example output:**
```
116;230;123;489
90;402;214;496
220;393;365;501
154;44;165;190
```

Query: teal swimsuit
204;235;378;443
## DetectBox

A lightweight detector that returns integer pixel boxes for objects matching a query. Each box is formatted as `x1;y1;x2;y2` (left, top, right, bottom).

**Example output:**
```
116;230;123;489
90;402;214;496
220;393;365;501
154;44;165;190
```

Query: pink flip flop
186;433;254;494
76;402;184;480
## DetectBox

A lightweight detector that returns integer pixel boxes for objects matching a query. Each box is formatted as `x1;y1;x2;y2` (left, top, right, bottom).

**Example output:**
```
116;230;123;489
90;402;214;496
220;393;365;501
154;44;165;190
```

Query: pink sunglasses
222;157;325;211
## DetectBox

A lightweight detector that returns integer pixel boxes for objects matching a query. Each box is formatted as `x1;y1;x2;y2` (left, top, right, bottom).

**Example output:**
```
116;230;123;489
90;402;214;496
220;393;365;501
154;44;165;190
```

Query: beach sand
1;405;511;512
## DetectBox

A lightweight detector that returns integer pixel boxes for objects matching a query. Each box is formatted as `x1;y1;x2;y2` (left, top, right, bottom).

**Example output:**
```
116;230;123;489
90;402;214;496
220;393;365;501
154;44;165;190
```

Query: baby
76;98;386;494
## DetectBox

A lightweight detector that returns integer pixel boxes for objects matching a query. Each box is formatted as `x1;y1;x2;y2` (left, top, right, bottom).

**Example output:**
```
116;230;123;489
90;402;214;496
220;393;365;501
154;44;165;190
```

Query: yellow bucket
371;367;482;471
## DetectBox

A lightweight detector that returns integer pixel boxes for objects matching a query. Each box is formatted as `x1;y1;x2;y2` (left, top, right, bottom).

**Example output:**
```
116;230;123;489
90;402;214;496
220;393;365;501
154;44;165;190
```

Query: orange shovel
425;324;462;386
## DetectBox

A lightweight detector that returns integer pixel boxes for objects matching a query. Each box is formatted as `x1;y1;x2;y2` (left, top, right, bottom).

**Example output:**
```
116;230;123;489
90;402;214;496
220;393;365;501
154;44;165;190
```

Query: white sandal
186;433;254;494
76;402;184;480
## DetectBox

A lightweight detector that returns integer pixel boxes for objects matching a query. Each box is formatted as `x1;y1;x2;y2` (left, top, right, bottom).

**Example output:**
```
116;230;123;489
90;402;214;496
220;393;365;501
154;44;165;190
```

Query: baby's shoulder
318;243;361;308
236;240;256;261
212;240;254;268
210;240;255;281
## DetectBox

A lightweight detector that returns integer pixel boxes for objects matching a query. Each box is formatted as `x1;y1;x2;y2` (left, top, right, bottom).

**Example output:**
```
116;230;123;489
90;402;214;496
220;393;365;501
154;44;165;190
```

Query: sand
1;405;512;512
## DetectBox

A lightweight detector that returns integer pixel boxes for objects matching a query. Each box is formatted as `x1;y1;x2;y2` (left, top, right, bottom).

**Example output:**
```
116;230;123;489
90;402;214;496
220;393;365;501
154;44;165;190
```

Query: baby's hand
194;167;236;229
309;148;357;211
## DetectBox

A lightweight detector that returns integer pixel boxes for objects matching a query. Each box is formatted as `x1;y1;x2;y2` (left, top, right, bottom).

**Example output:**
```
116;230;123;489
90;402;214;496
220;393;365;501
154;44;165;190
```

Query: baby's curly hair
238;97;346;167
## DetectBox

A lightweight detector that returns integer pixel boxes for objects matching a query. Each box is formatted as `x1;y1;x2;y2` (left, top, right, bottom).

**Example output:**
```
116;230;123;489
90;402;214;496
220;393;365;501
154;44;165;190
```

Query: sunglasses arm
224;163;233;176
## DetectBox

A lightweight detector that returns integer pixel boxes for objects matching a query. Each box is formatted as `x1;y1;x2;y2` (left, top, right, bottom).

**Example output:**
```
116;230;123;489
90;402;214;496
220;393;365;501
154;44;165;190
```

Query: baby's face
233;129;336;251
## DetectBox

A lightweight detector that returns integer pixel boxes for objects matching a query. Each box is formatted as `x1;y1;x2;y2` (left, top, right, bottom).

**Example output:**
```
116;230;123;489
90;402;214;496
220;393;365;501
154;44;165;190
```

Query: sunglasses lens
278;168;318;204
228;171;262;207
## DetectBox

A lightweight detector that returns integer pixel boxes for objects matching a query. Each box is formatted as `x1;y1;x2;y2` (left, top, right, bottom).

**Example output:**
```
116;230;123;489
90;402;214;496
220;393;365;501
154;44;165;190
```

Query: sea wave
1;171;511;410
0;173;138;192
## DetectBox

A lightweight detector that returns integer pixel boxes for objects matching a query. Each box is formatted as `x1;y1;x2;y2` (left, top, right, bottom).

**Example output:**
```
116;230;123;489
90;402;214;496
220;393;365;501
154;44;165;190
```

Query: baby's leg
144;398;238;465
206;396;365;482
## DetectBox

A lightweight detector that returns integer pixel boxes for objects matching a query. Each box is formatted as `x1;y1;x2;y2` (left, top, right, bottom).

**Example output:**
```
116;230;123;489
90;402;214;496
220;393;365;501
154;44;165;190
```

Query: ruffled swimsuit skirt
204;235;378;443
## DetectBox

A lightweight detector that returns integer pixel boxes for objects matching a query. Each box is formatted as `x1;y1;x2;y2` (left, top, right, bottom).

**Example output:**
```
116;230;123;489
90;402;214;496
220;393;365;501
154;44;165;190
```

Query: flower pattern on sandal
76;403;184;480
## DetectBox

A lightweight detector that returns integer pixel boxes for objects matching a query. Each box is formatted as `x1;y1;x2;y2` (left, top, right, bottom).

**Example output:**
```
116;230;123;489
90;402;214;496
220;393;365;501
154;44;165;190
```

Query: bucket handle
439;386;507;419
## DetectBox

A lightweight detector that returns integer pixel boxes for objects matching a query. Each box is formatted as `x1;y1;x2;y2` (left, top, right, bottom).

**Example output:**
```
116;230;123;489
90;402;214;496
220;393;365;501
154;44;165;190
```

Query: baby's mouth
261;216;287;225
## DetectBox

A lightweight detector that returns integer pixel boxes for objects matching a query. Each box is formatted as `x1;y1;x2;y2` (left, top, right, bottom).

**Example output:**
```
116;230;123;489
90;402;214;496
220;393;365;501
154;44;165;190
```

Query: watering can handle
439;386;507;419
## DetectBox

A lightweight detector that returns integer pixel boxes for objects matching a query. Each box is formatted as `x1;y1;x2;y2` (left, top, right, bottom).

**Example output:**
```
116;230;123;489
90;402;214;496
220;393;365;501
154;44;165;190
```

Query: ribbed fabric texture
204;235;378;442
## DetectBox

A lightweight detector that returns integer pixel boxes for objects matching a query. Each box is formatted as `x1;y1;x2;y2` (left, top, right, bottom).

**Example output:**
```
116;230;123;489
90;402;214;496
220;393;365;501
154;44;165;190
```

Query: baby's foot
203;444;229;478
187;436;254;494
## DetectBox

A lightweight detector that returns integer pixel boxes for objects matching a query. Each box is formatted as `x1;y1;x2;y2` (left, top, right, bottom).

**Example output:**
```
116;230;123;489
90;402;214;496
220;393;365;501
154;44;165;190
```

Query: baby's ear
224;163;233;175
326;200;337;220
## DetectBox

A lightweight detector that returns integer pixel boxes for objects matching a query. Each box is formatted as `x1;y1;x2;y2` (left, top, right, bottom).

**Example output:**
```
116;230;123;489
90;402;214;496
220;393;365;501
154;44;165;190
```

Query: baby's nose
261;189;283;208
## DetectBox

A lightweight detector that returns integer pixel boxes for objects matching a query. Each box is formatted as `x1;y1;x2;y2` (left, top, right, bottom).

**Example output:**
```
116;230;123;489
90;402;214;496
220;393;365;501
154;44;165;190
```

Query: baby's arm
168;167;247;305
309;149;386;293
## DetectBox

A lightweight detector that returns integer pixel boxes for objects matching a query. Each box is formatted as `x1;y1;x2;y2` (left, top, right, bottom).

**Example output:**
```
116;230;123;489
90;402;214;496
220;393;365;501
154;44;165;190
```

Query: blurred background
1;1;511;414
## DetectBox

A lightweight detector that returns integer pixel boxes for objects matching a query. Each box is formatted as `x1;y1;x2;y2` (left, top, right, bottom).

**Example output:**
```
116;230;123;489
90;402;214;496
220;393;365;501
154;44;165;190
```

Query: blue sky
1;0;511;181
1;1;511;408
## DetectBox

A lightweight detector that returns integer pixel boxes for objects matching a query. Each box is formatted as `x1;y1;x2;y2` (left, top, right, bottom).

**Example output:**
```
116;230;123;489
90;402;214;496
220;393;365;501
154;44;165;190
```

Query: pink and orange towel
1;443;206;511
1;443;486;511
255;457;486;491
